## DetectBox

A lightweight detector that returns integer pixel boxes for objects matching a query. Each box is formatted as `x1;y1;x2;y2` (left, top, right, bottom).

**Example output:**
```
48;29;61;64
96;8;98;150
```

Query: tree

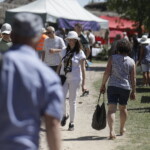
107;0;150;36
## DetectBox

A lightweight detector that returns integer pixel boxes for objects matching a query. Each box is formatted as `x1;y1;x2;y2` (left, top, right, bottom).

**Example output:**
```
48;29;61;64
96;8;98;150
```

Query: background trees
107;0;150;36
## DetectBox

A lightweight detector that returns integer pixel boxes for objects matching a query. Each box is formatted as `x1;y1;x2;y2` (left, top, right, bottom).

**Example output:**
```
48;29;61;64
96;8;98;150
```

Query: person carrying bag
59;31;87;131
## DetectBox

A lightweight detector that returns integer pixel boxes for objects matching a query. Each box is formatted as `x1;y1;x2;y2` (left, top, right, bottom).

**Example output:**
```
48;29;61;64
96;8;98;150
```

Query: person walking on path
74;23;90;58
74;23;90;96
59;31;87;131
0;13;64;150
86;29;95;62
36;28;48;59
137;36;150;86
42;26;66;72
0;23;12;54
100;39;136;139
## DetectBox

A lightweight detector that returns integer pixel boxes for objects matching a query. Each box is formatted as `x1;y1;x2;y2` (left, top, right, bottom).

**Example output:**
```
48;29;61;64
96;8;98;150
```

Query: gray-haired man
0;13;64;150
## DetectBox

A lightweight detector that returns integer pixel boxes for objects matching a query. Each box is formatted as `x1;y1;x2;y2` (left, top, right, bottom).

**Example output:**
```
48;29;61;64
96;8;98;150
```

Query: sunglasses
2;33;10;35
46;31;53;35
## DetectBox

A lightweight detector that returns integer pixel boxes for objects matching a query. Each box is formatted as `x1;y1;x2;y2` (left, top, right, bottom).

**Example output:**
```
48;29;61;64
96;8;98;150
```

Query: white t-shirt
89;33;95;45
43;36;66;66
60;49;86;81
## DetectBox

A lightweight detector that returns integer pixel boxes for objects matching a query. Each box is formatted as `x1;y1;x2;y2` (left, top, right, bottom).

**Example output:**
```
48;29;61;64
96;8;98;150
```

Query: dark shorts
107;86;130;105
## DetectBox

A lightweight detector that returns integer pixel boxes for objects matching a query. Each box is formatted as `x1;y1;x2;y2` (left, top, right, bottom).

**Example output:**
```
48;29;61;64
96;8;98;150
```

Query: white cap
66;31;80;40
1;23;12;34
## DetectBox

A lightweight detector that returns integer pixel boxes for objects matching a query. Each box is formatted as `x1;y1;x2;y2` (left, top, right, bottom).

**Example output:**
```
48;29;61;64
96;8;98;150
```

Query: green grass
93;68;150;150
91;58;108;64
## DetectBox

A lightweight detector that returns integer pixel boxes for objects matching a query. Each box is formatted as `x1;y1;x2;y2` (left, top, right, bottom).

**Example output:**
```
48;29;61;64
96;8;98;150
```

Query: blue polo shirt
0;44;64;150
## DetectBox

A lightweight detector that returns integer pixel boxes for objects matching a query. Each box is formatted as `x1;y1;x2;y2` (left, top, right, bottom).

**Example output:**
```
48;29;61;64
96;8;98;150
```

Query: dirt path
39;63;126;150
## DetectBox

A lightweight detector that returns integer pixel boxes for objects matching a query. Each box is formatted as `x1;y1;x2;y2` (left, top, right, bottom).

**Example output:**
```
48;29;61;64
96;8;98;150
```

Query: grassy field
93;65;150;150
91;57;108;64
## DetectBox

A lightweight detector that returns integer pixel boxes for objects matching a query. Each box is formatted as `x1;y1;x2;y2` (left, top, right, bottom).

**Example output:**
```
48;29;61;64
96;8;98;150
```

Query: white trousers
63;79;81;123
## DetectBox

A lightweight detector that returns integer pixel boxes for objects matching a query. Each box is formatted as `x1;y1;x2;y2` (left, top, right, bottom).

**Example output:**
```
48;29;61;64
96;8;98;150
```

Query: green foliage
96;45;109;61
107;0;150;33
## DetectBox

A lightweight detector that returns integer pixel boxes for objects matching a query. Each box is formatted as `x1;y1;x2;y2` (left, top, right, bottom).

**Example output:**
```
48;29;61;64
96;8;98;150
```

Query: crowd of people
0;12;149;150
110;32;150;87
0;12;95;150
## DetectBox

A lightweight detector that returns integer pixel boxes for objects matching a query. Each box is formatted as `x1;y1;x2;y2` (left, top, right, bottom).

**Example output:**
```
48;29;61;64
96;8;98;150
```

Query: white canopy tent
6;0;108;30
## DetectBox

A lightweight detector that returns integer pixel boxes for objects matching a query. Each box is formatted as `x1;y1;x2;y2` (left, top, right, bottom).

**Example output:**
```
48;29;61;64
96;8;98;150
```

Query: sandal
108;135;116;140
61;115;69;126
80;90;89;97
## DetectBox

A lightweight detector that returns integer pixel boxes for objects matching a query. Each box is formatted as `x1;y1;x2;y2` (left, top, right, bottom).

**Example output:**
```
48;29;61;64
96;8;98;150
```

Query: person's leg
107;104;117;138
119;105;127;135
143;72;147;85
118;88;130;135
148;72;150;86
107;86;118;139
141;64;148;86
147;64;150;86
68;80;80;129
61;81;69;126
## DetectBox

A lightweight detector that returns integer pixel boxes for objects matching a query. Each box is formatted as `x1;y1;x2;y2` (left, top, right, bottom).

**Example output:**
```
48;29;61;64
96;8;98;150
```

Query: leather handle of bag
103;94;105;103
97;93;101;104
98;93;105;104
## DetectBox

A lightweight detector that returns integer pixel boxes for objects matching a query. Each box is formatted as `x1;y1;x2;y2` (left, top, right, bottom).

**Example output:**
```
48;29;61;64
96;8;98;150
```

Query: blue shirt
0;44;64;150
142;44;150;64
108;54;135;90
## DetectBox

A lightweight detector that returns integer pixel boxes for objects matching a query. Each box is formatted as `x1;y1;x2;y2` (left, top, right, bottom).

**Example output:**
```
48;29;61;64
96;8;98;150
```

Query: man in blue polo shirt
0;13;64;150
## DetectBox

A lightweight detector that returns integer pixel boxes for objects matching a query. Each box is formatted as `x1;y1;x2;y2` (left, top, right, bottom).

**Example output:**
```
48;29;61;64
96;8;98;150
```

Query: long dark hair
66;40;82;54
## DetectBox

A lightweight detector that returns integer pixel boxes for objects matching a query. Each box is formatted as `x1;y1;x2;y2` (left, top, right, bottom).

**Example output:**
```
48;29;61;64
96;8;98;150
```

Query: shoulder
127;56;135;65
112;54;118;59
77;50;86;59
55;36;62;40
44;37;50;43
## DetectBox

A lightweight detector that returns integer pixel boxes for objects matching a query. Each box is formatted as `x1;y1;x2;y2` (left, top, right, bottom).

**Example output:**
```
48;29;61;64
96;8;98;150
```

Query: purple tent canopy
58;18;100;31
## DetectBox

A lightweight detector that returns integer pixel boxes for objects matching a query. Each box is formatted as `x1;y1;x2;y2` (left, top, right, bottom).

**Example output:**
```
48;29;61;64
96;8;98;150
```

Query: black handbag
59;75;66;85
91;93;106;130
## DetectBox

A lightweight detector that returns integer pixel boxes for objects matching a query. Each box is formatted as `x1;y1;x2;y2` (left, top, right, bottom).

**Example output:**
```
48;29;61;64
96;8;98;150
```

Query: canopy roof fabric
100;15;136;30
6;0;108;30
109;30;123;38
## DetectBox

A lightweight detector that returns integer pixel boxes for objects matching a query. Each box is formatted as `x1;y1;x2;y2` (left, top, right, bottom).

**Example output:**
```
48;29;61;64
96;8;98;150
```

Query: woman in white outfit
59;31;86;131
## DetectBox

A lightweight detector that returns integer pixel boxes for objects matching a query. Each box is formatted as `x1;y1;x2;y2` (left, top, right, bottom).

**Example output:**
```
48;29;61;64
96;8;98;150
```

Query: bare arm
44;115;61;150
49;49;62;54
86;47;91;58
100;57;112;93
80;59;86;92
130;64;136;100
